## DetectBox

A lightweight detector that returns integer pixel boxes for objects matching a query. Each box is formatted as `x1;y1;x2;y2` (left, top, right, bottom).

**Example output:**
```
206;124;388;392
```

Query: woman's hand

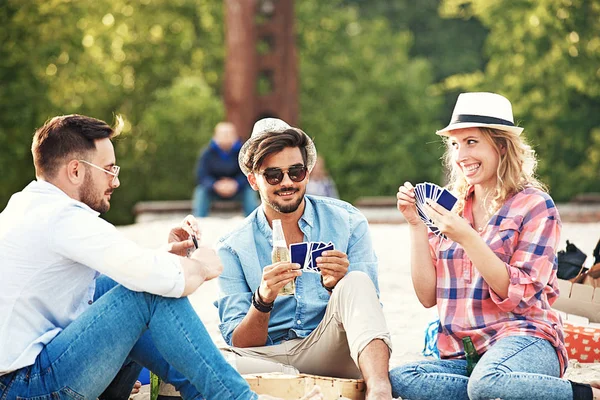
424;200;475;244
396;181;423;226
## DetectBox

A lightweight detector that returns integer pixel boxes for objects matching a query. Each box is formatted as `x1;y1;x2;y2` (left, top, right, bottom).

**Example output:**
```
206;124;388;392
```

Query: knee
467;369;504;400
336;270;374;292
389;363;422;398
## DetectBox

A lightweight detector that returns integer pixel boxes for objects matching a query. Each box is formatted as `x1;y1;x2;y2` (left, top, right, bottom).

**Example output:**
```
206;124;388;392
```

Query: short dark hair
244;128;308;172
31;114;122;179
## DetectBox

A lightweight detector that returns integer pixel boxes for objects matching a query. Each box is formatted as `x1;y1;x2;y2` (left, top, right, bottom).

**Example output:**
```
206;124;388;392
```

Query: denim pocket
15;387;84;400
59;387;85;400
0;372;17;400
16;395;51;400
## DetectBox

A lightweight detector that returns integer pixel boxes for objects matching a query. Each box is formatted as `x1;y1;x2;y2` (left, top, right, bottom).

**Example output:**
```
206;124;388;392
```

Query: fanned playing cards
290;241;335;273
414;182;458;240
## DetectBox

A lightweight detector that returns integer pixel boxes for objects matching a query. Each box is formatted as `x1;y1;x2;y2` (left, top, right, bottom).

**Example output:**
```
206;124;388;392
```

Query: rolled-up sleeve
489;199;561;313
52;206;185;298
216;244;253;345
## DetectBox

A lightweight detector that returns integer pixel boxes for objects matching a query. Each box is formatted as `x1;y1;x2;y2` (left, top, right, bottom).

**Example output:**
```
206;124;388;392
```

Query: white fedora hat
238;117;317;176
436;92;524;136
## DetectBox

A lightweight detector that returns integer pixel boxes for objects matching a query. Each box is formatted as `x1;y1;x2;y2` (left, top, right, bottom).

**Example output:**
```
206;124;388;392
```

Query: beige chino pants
222;271;392;379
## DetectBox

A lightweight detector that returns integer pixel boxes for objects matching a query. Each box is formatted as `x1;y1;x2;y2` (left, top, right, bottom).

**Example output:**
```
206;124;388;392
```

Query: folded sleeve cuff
160;254;186;298
489;262;532;312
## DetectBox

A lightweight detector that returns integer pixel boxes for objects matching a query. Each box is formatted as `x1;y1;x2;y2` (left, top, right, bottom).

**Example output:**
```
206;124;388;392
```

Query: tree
439;0;600;200
297;1;443;201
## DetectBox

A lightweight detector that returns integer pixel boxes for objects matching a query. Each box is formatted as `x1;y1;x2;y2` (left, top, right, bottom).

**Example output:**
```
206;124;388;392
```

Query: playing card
414;182;456;240
290;242;309;266
310;243;335;272
437;189;458;211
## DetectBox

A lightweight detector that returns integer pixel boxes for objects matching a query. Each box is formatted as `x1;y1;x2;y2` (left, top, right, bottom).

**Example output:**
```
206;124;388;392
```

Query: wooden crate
243;373;366;400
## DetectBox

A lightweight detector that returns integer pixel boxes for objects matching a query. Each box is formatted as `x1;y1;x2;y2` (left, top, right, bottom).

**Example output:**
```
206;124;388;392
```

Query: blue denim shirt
216;195;379;346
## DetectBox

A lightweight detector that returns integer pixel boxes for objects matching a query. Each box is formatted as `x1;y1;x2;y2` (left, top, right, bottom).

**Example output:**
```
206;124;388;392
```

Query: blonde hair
443;127;547;216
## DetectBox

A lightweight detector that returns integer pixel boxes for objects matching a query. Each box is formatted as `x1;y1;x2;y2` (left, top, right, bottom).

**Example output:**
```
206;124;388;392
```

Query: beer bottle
271;219;295;295
462;336;480;377
150;372;160;400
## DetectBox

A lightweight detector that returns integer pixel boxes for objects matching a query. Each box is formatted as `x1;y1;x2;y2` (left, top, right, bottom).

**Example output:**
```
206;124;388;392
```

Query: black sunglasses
259;165;308;185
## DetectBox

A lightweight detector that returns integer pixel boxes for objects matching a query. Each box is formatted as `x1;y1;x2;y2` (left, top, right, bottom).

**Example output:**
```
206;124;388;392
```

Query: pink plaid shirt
430;186;567;375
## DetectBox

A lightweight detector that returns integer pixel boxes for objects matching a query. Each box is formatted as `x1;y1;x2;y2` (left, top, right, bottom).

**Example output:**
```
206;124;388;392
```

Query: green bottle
462;336;480;377
150;372;160;400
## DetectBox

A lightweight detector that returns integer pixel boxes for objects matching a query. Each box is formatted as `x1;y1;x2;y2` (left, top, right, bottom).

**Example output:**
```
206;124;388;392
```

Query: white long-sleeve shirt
0;180;185;374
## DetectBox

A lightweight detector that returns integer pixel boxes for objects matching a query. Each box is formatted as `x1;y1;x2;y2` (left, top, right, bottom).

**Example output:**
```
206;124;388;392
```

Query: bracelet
252;290;274;313
320;275;336;293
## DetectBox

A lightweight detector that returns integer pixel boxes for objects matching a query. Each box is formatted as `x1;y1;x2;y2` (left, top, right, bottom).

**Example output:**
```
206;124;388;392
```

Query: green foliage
439;0;600;200
0;0;225;224
297;1;444;201
1;0;597;224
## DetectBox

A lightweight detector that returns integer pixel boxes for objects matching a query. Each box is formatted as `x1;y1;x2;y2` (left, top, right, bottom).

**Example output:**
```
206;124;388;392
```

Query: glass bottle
272;219;295;295
462;336;480;377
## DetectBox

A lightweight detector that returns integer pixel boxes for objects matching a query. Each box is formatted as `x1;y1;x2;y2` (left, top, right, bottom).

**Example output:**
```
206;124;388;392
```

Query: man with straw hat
216;118;393;399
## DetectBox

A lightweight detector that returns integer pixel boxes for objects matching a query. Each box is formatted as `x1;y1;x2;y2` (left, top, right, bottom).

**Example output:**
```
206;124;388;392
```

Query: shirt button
297;295;301;299
296;319;302;325
88;300;93;305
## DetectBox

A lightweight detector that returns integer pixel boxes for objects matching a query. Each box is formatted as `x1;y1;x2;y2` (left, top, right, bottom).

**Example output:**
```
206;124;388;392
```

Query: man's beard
262;186;304;214
79;172;110;214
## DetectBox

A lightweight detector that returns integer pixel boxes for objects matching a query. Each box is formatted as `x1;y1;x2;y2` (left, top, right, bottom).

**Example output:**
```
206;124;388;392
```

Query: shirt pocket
489;218;521;262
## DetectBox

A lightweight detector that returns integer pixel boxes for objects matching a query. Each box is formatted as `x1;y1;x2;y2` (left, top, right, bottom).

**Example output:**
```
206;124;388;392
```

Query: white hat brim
436;122;524;137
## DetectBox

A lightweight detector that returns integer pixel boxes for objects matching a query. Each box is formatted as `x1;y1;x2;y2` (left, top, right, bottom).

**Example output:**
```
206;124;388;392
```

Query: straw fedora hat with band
436;92;524;137
238;118;318;176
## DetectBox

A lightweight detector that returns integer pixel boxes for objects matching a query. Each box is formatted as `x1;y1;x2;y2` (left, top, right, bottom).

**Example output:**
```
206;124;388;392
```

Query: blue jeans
0;276;257;400
390;335;571;400
192;185;258;217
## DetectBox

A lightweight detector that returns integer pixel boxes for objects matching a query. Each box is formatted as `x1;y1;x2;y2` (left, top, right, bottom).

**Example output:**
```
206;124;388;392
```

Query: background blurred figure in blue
192;122;258;217
305;155;339;199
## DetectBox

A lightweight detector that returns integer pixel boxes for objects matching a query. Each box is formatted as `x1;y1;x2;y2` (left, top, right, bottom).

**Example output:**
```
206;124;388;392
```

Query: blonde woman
391;92;598;400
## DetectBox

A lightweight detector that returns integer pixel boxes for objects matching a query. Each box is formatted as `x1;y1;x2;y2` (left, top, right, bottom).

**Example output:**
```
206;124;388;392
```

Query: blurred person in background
192;122;258;217
306;155;339;199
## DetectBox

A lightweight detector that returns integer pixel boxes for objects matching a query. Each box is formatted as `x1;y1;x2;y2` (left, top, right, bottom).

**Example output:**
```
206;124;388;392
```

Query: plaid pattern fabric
430;187;567;375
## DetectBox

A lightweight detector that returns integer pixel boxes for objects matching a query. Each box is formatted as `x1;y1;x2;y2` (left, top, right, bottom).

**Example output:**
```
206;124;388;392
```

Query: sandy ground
117;216;600;382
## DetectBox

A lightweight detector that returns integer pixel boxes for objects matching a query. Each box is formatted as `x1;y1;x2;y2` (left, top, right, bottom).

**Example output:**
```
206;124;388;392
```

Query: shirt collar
26;180;99;216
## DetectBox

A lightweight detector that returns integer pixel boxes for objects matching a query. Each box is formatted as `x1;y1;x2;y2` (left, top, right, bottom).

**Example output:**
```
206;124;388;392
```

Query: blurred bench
133;200;241;223
354;196;396;208
572;193;600;204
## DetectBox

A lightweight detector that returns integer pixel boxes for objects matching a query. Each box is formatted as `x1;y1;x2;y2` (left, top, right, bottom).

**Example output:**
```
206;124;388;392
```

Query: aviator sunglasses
259;165;308;185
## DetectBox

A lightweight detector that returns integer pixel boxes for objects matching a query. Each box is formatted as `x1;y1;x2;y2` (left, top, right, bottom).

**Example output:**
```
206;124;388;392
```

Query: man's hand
167;215;200;256
190;246;223;281
129;380;142;398
317;250;349;289
258;262;302;303
214;178;238;198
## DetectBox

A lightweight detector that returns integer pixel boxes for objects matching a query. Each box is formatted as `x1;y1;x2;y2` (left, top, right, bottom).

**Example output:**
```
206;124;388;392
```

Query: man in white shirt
0;114;263;400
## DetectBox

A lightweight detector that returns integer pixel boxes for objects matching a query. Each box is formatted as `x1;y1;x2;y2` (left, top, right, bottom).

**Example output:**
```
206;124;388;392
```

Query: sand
117;216;600;382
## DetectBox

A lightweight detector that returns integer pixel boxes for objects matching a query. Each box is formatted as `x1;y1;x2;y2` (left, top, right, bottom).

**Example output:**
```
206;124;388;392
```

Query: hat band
451;114;515;127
